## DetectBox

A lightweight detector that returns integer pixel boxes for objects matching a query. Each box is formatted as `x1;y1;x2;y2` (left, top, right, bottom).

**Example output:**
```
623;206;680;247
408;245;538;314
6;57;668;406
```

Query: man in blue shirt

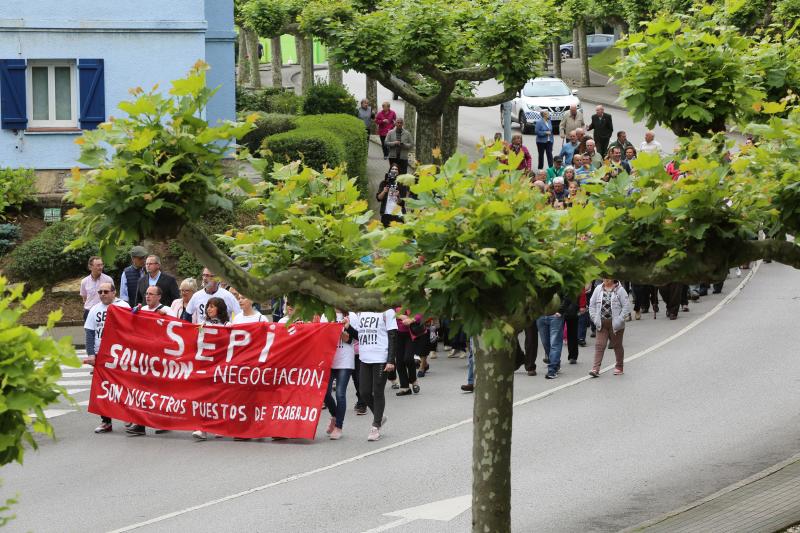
559;130;579;167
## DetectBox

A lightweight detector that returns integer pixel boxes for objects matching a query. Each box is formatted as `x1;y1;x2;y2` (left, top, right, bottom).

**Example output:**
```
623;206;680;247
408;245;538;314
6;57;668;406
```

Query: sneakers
590;331;596;338
635;310;641;320
417;369;426;378
543;357;550;364
578;340;587;347
329;427;343;440
568;359;577;364
390;382;400;390
125;425;146;436
367;426;381;441
412;383;420;394
458;351;467;359
447;349;458;358
461;384;474;392
396;388;412;396
545;372;557;379
589;370;600;378
681;305;690;312
526;369;537;376
429;351;438;359
94;422;112;434
192;430;208;440
326;417;336;435
355;404;367;416
613;368;624;375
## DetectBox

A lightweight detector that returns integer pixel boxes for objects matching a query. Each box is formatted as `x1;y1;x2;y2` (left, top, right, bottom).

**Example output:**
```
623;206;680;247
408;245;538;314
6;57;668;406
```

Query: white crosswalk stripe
43;359;95;418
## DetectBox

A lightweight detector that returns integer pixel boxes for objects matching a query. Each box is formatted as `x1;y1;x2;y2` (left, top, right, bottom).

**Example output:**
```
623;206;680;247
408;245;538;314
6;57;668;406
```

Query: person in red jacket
374;102;397;160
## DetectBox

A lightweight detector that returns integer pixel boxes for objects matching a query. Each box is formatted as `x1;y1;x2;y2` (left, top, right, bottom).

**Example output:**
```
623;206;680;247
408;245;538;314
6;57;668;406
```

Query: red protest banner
88;306;342;439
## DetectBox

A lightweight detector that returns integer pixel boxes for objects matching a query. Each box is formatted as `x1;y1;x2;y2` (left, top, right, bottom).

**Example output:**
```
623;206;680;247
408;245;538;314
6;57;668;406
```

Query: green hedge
238;112;298;154
236;86;303;115
0;168;36;220
261;114;368;195
5;220;128;287
302;82;357;116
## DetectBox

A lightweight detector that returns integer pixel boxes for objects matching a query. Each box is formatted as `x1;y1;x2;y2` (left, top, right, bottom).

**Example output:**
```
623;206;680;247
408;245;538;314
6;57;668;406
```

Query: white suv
506;77;581;134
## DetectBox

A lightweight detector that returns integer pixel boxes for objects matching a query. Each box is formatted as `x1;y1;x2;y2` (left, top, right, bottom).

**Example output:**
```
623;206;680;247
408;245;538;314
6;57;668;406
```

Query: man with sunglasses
83;282;130;434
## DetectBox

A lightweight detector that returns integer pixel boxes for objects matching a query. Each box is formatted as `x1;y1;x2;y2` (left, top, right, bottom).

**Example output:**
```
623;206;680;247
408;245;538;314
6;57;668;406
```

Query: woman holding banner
324;311;359;440
192;298;231;441
231;291;268;324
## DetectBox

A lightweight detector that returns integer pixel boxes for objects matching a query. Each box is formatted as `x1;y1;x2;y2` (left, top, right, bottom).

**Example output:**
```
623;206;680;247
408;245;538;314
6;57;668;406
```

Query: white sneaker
192;430;207;440
736;267;742;278
367;426;380;441
429;351;438;359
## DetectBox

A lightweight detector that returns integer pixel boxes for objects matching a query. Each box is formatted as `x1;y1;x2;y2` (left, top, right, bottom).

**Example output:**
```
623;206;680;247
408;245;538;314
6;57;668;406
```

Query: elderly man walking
587;105;614;157
559;104;585;147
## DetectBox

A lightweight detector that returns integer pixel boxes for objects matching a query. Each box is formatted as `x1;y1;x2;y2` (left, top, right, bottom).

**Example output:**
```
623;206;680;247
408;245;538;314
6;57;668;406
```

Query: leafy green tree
301;0;553;162
67;69;800;532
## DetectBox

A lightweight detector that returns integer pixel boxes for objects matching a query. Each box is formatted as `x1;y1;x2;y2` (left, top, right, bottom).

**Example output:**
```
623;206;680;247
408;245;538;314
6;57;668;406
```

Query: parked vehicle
504;77;581;134
560;33;616;60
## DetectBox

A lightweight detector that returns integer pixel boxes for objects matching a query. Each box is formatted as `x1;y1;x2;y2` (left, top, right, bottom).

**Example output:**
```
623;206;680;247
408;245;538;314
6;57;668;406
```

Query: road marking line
43;409;75;419
65;388;90;394
109;266;759;533
57;380;93;386
59;371;93;377
77;400;90;407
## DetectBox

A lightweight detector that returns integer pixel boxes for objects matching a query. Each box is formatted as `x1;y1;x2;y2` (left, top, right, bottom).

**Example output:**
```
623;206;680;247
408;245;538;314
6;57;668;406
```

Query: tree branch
448;65;496;81
368;70;429;108
450;86;518;108
176;222;386;311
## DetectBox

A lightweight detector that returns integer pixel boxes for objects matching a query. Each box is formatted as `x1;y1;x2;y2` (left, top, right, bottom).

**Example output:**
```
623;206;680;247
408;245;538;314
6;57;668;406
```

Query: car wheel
519;112;529;134
561;49;572;60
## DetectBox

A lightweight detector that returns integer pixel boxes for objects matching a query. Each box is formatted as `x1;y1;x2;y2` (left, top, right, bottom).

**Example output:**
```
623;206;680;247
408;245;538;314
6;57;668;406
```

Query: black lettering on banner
199;303;206;320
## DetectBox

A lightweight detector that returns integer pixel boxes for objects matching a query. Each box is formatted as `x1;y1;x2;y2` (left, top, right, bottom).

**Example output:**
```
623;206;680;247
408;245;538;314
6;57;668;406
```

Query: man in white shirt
83;282;130;435
639;131;663;154
141;286;176;317
80;256;113;321
184;268;241;323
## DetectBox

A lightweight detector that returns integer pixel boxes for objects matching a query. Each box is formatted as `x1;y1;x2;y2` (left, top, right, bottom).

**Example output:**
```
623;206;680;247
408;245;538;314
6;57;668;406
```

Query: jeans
578;313;589;342
537;314;564;375
359;362;388;428
324;368;352;429
466;338;475;385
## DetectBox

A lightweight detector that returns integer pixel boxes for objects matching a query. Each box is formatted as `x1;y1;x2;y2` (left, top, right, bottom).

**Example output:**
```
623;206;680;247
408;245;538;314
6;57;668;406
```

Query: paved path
6;264;800;532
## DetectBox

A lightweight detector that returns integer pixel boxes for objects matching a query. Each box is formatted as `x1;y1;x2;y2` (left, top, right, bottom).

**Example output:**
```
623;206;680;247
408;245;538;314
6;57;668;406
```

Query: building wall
0;0;234;172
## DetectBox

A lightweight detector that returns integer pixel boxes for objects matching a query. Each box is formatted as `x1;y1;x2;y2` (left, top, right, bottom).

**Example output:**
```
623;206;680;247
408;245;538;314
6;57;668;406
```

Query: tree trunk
245;30;262;88
237;32;250;85
472;336;515;533
404;103;417;147
441;102;459;162
573;26;580;59
270;36;283;88
416;111;442;165
329;61;343;86
301;35;315;93
552;37;562;79
578;24;591;87
366;76;378;111
542;44;549;72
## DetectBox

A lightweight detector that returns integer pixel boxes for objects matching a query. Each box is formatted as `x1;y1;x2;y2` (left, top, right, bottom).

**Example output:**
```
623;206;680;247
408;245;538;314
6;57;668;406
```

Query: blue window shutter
0;59;27;130
78;59;105;130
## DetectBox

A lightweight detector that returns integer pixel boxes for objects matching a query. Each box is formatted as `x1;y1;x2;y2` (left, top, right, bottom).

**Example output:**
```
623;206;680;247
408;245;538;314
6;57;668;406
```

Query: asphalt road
4;263;800;532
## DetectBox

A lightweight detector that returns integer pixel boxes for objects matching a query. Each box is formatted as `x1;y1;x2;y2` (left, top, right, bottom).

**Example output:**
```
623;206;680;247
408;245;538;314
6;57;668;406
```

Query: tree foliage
0;279;80;465
66;62;256;261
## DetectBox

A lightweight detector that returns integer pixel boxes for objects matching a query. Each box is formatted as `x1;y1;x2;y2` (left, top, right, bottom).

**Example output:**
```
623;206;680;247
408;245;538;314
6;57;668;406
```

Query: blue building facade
0;0;235;175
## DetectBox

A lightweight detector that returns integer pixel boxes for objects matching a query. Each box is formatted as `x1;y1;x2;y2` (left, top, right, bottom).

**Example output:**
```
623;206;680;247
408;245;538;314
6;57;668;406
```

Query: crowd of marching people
77;102;743;443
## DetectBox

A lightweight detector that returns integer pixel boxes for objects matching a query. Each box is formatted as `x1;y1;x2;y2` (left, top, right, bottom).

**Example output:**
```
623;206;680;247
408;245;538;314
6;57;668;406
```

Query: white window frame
26;60;78;129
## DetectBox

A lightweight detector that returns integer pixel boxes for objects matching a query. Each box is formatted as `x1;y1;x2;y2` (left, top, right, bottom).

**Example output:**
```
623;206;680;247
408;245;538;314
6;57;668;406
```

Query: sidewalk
556;58;623;110
623;452;800;532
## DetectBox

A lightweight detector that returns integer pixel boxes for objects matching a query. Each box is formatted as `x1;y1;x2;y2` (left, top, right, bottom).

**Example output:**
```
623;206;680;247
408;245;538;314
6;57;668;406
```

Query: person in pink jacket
375;102;397;160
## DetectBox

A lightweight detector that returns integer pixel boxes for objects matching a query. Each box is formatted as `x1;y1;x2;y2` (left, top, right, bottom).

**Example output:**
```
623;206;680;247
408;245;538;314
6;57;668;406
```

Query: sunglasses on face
97;290;112;294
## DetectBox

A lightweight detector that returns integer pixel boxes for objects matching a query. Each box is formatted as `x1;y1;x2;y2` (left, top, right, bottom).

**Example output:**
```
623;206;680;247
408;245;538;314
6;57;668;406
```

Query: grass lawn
588;47;621;78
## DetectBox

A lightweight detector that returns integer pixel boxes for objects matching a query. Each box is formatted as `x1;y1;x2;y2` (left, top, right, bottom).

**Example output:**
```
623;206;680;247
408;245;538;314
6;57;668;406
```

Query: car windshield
522;81;570;97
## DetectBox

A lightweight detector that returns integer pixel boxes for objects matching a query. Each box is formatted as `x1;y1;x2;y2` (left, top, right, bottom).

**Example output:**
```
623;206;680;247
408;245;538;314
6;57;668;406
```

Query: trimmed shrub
236;86;303;115
238;112;298;154
261;114;368;195
262;129;346;178
302;82;357;116
0;168;36;220
0;224;21;256
4;220;128;286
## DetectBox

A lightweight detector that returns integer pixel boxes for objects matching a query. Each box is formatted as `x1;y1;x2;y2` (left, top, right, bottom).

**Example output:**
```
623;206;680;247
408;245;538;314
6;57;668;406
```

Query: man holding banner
84;281;131;434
